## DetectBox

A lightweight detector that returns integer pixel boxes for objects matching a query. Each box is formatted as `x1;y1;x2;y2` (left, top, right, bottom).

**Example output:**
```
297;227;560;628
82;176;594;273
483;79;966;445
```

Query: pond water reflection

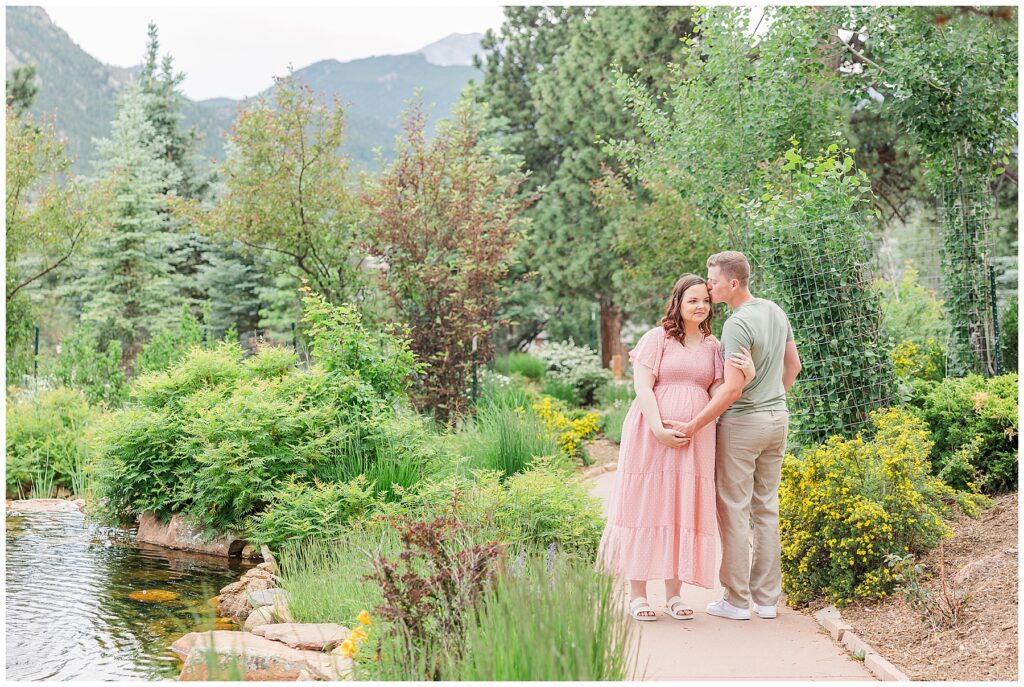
5;508;255;681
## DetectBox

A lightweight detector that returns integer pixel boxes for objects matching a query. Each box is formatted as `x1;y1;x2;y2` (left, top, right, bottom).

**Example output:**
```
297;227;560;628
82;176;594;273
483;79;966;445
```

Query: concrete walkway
588;469;874;681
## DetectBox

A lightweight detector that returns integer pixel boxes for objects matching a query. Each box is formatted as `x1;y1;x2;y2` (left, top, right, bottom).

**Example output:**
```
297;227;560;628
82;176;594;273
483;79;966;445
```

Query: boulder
248;588;289;608
261;544;279;574
173;630;352;681
251;623;351;651
136;511;251;558
953;553;1010;589
219;576;274;620
243;605;277;633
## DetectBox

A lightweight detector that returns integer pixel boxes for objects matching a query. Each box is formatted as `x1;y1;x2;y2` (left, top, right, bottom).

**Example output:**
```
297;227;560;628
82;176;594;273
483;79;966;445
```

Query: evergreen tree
475;7;695;364
71;81;183;369
6;64;38;117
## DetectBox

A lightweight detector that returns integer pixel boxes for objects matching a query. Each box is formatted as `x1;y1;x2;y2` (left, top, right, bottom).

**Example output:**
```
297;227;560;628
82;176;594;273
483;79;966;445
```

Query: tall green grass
277;526;397;624
460;404;559;478
494;352;546;380
601;403;631;443
442;550;639;680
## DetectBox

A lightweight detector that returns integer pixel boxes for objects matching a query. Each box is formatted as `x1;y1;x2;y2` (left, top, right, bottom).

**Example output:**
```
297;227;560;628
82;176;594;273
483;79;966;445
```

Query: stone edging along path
812;606;911;682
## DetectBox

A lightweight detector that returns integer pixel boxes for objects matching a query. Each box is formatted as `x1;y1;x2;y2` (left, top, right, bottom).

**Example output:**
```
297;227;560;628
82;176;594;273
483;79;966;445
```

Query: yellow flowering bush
531;396;600;463
891;338;944;380
779;408;986;607
334;610;376;662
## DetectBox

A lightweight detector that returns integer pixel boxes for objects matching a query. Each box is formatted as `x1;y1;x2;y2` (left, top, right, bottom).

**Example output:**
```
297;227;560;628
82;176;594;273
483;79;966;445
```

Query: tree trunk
599;298;627;369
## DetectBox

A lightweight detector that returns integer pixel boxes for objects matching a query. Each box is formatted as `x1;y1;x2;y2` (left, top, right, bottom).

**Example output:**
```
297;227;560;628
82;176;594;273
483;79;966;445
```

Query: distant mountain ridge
6;7;484;173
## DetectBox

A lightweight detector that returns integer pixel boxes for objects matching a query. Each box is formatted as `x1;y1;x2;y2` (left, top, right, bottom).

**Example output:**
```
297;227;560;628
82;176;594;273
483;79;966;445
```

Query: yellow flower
351;627;368;642
357;610;371;626
337;639;357;658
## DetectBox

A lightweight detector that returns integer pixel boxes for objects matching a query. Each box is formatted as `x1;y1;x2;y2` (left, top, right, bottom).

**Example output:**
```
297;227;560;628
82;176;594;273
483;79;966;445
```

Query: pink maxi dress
598;326;723;587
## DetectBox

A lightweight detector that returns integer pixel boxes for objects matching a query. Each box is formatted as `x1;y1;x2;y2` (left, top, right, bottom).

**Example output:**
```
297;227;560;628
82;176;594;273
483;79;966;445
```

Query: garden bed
839;492;1018;681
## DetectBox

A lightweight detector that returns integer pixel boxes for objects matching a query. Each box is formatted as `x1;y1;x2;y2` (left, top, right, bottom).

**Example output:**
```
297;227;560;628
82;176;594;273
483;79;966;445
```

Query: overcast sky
41;2;506;100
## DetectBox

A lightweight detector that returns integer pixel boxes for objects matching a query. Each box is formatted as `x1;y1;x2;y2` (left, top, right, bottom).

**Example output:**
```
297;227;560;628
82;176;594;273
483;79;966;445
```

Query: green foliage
999;297;1018;372
246;476;376;552
187;73;366;306
908;374;1018;492
277;527;396;625
610;6;845;242
842;7;1017;375
53;323;127;406
596;379;635;406
532;340;614;406
540;377;580;406
6;64;38;116
459;404;560;479
779;408;986;607
75;80;184;367
93;297;441;532
299;286;421;403
442;551;635;681
137;304;205;374
6;387;97;498
498;457;606;559
494;352;546;380
873;266;948;346
745;141;895;441
601;402;630;444
6;106;94;384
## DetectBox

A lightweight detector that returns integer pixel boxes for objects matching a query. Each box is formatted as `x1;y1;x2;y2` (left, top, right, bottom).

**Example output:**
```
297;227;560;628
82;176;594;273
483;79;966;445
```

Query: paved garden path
588;468;875;681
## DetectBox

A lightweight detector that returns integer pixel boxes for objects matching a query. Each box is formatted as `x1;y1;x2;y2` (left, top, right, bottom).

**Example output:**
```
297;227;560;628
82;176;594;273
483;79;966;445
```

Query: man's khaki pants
715;409;789;609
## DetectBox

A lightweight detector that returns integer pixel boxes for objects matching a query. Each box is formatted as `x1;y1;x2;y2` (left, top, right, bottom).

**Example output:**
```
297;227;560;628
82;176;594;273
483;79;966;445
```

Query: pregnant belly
655;386;709;423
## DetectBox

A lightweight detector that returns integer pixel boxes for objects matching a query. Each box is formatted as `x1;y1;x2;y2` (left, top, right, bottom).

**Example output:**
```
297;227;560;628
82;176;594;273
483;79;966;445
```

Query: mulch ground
840;492;1018;681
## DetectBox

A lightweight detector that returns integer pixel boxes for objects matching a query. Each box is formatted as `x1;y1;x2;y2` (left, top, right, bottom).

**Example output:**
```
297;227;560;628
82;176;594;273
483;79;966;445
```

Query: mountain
6;7;483;174
417;32;484;66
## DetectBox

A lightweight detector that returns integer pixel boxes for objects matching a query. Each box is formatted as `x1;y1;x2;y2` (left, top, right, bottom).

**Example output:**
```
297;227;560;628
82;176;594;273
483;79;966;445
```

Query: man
677;251;802;620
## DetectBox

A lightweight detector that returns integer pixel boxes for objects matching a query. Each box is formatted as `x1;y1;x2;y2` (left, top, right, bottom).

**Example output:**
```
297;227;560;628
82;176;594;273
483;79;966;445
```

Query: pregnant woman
598;273;755;621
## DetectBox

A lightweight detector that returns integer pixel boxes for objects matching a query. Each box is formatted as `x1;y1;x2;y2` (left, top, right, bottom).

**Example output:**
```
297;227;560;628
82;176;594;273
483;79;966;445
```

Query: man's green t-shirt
720;298;793;416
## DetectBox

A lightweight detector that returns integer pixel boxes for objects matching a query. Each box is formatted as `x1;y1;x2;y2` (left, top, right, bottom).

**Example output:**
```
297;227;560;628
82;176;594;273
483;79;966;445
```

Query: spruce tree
72;81;183;369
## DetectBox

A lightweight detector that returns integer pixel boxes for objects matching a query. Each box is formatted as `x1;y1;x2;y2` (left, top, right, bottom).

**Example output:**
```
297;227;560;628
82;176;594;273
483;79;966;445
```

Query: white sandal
666;595;695;620
629;596;658;621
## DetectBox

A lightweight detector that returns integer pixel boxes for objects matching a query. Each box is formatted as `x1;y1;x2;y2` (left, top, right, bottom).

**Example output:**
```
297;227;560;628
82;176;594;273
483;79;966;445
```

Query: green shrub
53;324;127;406
780;408;988;607
601;402;631;443
137;304;205;374
498;457;606;559
5;387;98;498
873;266;948;346
460;403;559;478
443;550;635;681
497;352;546;380
531;340;612;406
379;462;605;558
908;373;1018;492
246;477;376;551
92;297;441;533
300;286;422;402
541;377;581;406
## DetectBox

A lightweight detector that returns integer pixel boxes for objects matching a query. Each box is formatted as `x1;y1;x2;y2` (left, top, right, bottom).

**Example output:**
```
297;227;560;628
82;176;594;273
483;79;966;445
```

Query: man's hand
654;425;690;448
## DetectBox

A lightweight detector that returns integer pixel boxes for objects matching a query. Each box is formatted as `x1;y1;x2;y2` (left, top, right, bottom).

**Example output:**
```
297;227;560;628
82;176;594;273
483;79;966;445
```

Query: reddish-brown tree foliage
362;99;537;422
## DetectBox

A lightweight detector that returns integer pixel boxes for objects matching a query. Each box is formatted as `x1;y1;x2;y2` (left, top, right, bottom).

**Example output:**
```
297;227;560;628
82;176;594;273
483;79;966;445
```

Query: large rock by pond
216;565;286;621
172;630;352;681
136;511;263;559
251;623;351;652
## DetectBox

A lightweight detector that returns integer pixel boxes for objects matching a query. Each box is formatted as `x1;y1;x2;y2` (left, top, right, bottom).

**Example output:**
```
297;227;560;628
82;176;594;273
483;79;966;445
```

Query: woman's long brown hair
660;273;713;346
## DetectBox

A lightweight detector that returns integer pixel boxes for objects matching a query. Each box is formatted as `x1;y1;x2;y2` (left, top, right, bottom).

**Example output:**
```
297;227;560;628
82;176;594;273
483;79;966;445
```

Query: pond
5;507;256;681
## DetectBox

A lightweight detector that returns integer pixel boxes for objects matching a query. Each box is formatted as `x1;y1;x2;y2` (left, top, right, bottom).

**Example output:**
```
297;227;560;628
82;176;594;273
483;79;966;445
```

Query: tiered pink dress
597;326;723;587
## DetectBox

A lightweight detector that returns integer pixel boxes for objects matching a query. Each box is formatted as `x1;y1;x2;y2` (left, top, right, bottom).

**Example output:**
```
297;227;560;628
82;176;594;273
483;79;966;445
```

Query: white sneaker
754;604;777;619
705;598;751;620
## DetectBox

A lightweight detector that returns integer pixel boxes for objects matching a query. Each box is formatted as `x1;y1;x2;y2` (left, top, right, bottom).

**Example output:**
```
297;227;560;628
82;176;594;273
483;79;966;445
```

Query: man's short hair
707;251;751;287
